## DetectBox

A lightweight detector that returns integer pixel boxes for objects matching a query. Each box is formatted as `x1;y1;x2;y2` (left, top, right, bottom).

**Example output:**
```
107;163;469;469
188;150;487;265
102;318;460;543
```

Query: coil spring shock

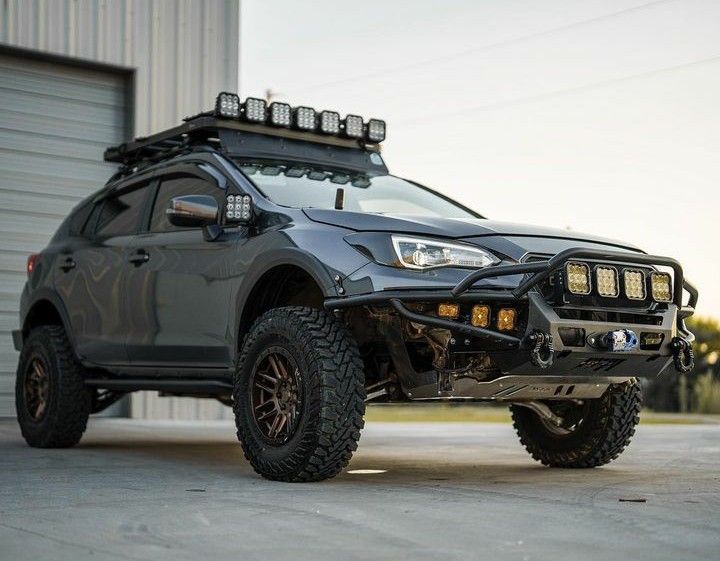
527;330;555;369
671;337;694;373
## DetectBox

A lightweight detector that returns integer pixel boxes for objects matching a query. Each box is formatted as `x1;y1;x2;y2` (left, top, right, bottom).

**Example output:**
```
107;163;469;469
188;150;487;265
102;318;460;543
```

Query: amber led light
471;305;490;327
437;303;460;319
497;308;516;331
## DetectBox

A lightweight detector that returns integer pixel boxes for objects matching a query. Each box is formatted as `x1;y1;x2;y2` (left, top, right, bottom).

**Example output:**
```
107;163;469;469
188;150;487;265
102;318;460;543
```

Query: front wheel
233;307;366;482
510;380;641;468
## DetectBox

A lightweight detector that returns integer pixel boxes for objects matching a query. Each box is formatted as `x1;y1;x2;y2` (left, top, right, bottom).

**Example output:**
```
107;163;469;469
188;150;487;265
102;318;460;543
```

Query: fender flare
232;247;339;347
20;288;78;356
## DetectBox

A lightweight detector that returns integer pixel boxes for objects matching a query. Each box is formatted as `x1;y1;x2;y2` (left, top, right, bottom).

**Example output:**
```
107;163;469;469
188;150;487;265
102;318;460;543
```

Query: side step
84;378;232;395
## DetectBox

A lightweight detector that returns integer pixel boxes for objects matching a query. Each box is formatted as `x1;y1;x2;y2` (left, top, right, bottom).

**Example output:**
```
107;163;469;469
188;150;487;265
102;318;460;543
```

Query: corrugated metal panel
0;0;239;420
0;53;128;416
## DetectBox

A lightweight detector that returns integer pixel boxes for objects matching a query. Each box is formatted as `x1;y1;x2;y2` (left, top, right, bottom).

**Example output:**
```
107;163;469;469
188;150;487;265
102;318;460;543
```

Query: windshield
234;161;478;219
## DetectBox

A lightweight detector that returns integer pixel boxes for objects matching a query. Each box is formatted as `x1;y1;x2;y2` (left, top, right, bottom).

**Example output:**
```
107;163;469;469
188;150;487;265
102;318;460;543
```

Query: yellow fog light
595;266;619;298
650;272;672;302
471;305;490;327
624;269;646;300
497;308;516;331
566;262;591;295
437;303;460;319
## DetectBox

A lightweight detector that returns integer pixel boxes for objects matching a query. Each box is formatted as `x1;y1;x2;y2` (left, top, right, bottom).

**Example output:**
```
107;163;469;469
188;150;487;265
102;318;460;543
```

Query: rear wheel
233;307;365;482
15;325;92;448
510;380;641;468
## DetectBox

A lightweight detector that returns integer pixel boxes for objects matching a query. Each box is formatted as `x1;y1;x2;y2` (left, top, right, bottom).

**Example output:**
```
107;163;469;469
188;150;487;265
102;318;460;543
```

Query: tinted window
150;175;222;233
95;186;147;238
67;201;94;237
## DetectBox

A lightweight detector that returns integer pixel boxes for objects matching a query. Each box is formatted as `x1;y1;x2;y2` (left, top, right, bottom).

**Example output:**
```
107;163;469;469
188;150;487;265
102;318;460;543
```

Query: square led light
215;92;240;118
437;303;459;319
595;266;619;298
650;272;672;302
319;110;340;134
497;308;516;332
344;114;364;138
624;269;646;300
243;97;267;122
566;262;591;295
471;305;490;328
269;102;291;127
294;106;316;130
366;119;386;142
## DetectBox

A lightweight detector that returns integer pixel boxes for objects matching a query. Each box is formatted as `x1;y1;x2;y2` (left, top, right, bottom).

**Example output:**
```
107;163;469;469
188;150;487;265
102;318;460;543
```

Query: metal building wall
0;0;239;420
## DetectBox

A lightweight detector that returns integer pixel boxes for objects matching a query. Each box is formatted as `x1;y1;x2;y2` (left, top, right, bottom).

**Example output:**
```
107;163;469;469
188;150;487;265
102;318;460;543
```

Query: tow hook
526;330;555;369
671;337;694;373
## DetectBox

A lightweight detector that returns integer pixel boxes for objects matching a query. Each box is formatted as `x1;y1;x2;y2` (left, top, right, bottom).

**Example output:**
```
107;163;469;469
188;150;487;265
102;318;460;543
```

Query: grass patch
364;404;719;425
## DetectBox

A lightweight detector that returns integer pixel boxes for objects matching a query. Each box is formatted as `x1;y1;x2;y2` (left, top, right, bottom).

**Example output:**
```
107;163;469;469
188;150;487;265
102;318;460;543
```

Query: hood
303;209;641;257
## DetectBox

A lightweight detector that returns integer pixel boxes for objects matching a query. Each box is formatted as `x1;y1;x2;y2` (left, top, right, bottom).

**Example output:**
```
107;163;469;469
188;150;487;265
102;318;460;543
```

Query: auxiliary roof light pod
243;97;267;123
269;102;291;127
215;92;240;118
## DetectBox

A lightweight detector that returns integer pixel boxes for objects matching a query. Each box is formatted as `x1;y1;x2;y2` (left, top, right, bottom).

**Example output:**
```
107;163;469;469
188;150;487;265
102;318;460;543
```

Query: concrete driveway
1;418;718;561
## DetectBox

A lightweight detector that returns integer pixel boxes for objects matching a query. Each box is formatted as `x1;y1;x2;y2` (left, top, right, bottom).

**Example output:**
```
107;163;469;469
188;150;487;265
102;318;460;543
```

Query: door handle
60;257;76;272
128;250;149;265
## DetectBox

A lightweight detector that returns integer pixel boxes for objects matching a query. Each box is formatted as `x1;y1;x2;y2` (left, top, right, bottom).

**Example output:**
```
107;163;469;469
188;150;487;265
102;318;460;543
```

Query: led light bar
319;110;340;134
366;119;386;142
294;106;316;131
216;92;240;118
344;114;364;138
269;102;291;127
595;266;619;298
624;269;646;300
566;262;591;295
212;93;387;142
243;97;267;122
650;272;672;302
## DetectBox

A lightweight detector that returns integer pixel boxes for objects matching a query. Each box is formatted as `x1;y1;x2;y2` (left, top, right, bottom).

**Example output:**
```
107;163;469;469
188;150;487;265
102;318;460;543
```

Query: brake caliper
671;337;695;373
526;330;555;369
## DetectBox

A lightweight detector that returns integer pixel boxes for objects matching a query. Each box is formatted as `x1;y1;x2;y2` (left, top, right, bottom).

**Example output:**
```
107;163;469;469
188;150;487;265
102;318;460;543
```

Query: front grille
555;308;663;326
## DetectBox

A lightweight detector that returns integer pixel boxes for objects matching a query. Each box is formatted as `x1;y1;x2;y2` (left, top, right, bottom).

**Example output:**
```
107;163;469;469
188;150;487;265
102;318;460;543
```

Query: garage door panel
1;108;125;144
0;53;128;418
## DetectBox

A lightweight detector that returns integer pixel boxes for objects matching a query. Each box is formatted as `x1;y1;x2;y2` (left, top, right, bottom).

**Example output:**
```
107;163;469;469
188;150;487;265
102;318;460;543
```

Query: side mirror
166;195;218;228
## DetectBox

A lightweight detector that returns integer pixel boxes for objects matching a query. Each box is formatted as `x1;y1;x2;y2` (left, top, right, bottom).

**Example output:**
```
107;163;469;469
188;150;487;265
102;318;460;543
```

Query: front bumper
326;247;698;378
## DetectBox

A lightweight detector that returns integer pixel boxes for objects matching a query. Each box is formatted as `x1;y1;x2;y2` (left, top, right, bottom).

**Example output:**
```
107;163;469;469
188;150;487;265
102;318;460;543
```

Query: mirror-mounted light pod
344;114;364;138
216;92;240;118
243;97;267;122
650;272;672;302
366;119;386;142
225;194;253;223
269;102;291;127
319;110;341;134
294;106;316;131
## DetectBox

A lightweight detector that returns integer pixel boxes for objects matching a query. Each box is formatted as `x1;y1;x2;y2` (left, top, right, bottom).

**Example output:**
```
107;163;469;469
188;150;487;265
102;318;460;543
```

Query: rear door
124;163;239;369
54;180;152;366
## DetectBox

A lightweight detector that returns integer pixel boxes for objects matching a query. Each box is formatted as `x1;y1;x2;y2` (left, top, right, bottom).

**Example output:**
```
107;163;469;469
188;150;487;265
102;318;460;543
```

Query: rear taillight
27;254;39;277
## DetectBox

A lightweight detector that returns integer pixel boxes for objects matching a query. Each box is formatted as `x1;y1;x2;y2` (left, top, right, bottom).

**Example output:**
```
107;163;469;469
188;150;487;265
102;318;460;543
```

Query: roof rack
104;113;378;166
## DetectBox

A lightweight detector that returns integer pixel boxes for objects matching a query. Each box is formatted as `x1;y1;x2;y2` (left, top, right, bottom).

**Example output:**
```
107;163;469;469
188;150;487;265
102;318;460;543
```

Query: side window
150;174;223;233
95;186;147;238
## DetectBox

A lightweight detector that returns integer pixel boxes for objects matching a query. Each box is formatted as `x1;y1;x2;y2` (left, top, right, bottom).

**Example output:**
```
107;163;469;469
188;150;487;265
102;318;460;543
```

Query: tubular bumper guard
326;248;698;375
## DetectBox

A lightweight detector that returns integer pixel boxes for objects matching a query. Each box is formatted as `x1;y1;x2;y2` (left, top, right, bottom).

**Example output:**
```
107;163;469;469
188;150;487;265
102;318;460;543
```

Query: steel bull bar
326;248;698;373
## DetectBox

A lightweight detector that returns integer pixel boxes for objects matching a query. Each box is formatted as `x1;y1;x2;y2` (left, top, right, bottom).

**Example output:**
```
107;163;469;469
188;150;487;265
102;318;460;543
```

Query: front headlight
391;235;498;270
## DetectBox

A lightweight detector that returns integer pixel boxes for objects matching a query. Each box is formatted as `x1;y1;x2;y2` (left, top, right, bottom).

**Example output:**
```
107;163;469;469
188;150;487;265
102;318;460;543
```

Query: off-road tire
15;325;92;448
233;307;366;482
510;380;641;468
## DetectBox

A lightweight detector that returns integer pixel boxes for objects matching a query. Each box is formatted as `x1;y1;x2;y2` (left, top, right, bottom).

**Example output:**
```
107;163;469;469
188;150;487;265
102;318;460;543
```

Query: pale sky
241;0;720;319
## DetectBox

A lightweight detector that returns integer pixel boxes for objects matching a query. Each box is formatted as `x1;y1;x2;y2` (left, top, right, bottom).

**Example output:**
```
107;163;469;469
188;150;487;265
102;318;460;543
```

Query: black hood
303;209;641;259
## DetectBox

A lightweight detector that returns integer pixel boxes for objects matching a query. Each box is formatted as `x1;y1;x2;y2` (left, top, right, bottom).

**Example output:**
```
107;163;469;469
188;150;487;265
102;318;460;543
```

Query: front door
123;166;240;369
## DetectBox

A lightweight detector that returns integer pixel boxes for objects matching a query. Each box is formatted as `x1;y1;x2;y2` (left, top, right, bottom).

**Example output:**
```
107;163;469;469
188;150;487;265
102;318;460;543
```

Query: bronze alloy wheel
24;356;50;422
250;347;303;445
